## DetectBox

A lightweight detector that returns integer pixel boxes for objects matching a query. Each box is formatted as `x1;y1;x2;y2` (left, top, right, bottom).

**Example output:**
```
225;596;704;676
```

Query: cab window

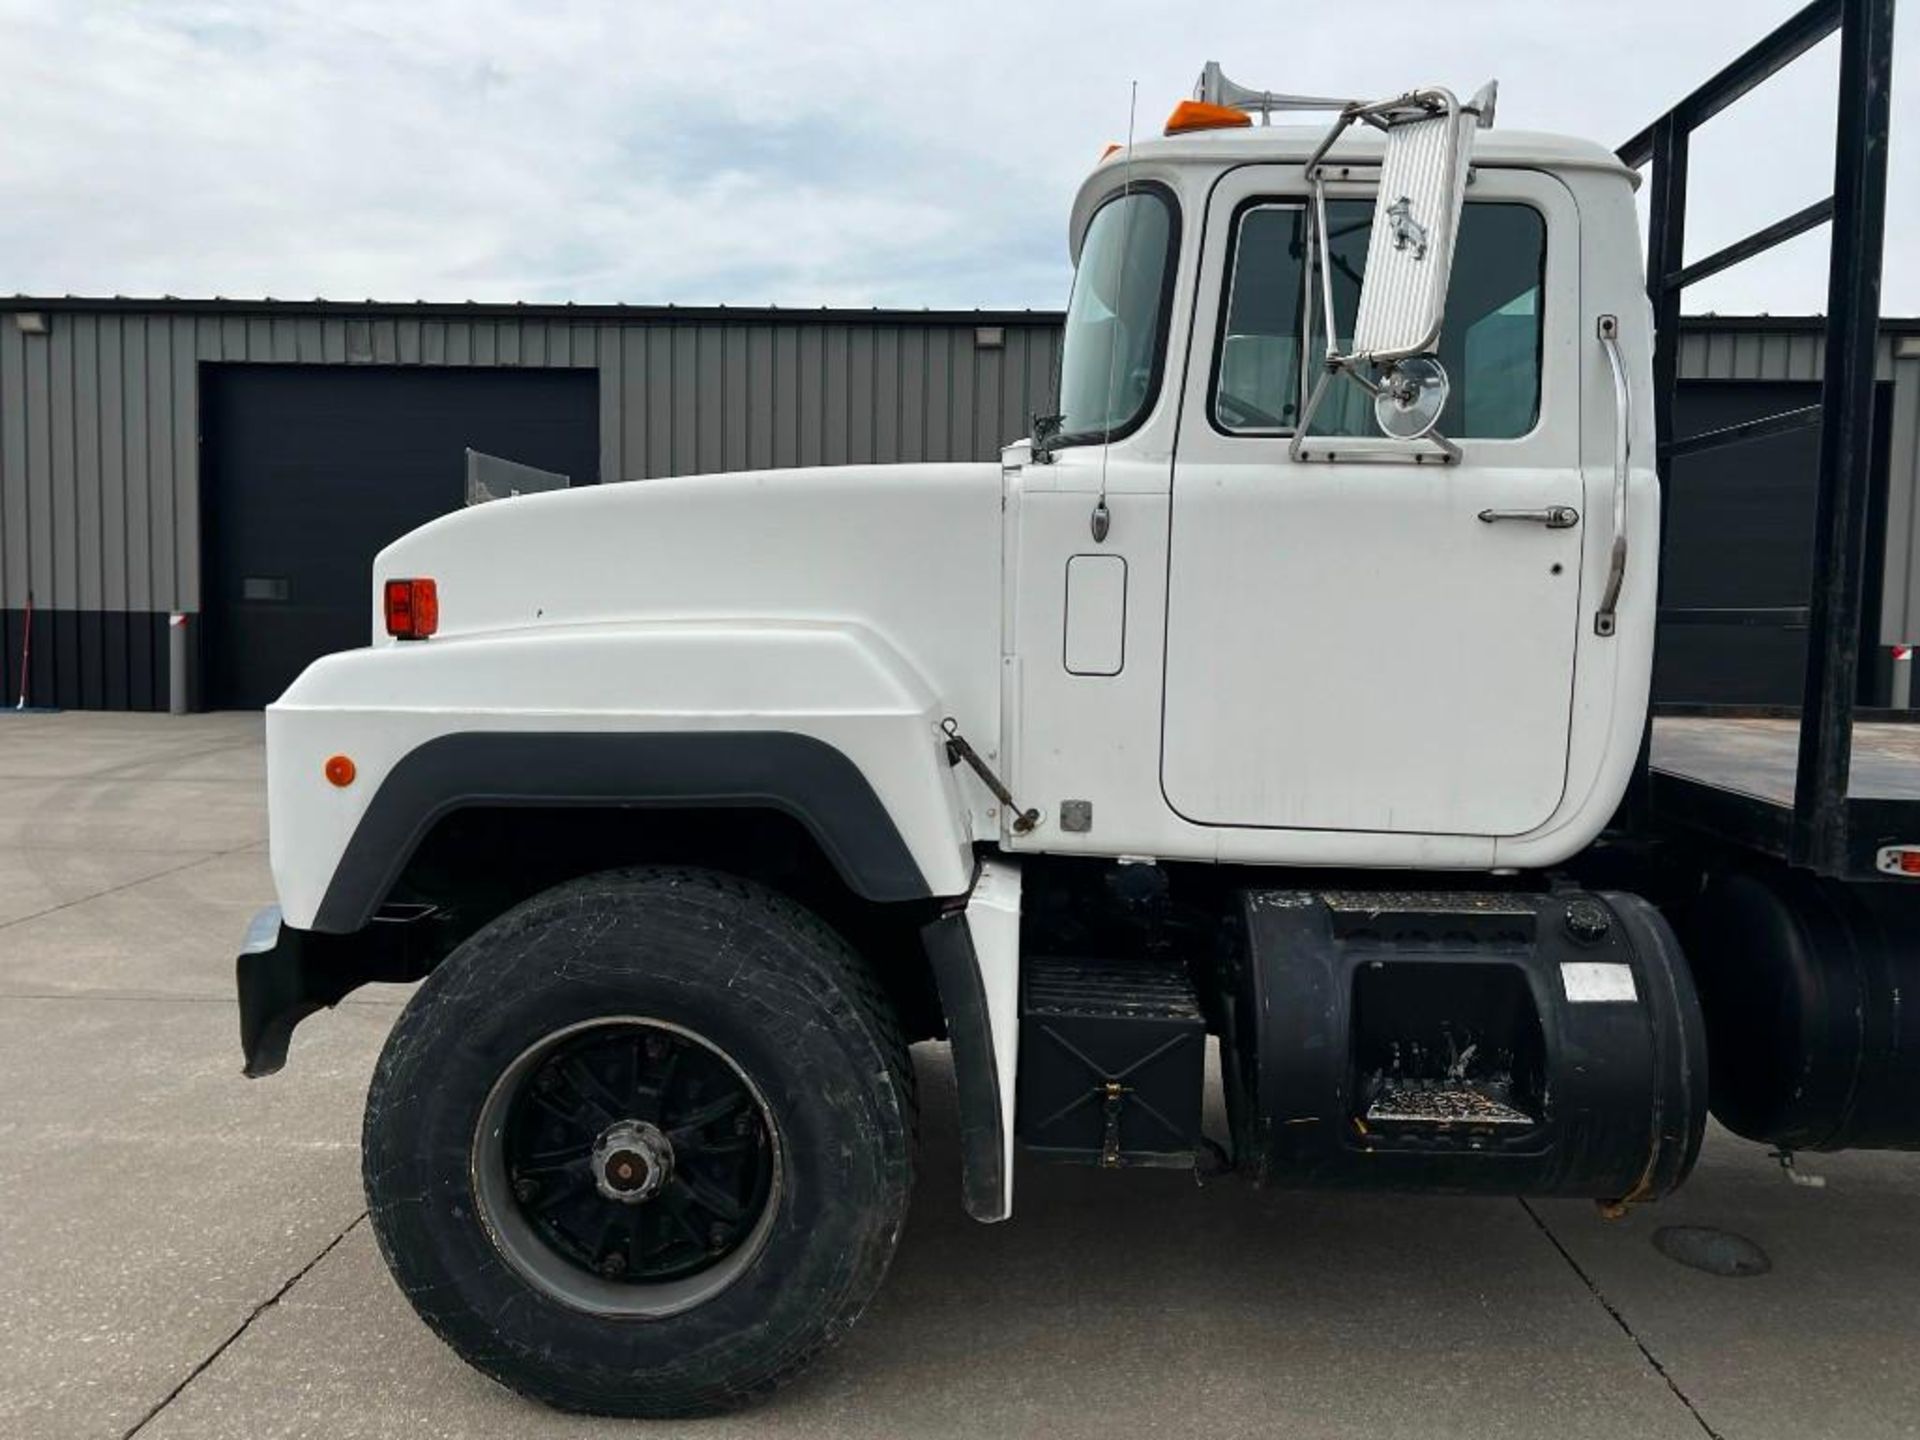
1056;185;1178;445
1212;200;1546;439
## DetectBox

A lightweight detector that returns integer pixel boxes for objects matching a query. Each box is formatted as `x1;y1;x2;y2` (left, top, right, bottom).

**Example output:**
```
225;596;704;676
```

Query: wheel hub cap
591;1119;674;1203
476;1016;782;1315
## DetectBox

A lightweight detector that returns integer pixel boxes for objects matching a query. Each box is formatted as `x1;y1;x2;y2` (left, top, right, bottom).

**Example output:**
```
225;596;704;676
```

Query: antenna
1092;80;1137;545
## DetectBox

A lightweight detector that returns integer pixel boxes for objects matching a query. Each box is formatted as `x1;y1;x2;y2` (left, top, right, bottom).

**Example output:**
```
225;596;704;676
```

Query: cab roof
1070;124;1638;255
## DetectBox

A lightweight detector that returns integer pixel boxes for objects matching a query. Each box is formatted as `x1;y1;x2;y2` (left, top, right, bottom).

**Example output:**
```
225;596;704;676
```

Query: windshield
1055;187;1174;444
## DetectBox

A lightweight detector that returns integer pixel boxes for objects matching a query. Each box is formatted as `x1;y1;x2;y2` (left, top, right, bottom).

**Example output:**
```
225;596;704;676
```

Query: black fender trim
312;730;932;934
921;909;1009;1223
237;904;435;1077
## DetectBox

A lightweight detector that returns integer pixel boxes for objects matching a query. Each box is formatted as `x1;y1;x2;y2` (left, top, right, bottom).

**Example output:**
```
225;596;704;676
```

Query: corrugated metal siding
1678;328;1920;642
595;320;1058;484
1878;349;1920;643
1676;328;1899;382
0;310;1062;615
3;303;1914;646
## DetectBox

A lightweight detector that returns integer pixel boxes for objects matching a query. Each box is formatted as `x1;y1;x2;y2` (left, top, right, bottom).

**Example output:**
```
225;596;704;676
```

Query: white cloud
0;0;1913;314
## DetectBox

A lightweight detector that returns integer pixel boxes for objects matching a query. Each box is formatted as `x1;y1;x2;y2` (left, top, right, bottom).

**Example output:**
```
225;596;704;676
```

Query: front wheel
362;867;916;1417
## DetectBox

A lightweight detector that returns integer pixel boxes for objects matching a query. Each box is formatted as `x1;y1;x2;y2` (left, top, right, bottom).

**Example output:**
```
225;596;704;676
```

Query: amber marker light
1164;99;1251;135
324;754;357;788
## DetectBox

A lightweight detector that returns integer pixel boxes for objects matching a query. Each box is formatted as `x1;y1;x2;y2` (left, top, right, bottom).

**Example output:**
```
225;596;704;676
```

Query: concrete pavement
2;711;1917;1439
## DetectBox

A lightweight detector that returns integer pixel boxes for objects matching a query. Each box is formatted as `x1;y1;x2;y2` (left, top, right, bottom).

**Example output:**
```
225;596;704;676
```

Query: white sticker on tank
1561;962;1638;1003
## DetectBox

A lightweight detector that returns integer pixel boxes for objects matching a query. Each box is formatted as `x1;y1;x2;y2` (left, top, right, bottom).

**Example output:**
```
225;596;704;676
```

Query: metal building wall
2;301;1916;708
0;302;1061;707
0;304;1062;618
1677;320;1920;644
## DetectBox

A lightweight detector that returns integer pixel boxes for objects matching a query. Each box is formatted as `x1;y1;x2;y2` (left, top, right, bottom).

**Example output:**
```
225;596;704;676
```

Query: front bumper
236;904;437;1077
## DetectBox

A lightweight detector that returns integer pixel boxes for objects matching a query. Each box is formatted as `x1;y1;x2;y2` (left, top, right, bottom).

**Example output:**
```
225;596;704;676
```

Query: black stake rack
1627;0;1904;879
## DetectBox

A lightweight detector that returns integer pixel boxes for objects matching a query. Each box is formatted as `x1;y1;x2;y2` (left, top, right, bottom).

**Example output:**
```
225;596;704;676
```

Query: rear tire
362;866;915;1417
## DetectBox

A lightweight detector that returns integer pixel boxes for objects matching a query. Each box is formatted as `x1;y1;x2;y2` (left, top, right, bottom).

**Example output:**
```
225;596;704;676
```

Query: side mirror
1291;81;1494;464
1350;91;1481;363
1373;356;1451;440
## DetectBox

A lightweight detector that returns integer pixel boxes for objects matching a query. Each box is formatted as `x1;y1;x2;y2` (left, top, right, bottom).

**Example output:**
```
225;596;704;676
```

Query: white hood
372;461;1007;732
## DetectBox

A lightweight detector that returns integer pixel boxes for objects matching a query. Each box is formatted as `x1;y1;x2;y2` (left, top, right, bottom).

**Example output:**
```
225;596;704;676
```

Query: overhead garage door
1656;381;1892;707
201;365;599;708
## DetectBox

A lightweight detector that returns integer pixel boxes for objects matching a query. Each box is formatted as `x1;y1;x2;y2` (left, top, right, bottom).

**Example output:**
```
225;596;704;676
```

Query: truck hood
370;461;1007;727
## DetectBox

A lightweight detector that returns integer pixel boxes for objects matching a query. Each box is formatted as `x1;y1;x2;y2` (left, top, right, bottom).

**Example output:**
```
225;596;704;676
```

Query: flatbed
1622;0;1895;883
1649;715;1920;876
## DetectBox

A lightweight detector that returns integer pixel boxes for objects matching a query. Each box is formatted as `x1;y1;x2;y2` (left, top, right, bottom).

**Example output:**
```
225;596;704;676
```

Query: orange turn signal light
1165;99;1251;136
324;754;357;788
384;577;438;640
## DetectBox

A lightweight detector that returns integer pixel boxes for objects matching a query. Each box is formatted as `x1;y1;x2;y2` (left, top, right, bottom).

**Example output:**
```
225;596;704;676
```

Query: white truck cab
262;112;1655;932
1008;119;1654;871
235;14;1917;1421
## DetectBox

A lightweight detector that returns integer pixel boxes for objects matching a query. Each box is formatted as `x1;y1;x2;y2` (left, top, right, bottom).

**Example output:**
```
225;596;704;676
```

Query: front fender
266;621;981;931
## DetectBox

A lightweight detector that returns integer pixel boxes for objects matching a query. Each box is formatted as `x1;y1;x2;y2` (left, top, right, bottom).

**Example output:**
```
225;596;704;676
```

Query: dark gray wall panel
1;607;170;711
1656;379;1896;706
5;300;1912;710
201;364;600;708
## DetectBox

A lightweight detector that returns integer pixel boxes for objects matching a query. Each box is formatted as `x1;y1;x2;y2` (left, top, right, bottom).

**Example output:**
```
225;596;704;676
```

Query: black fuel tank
1219;890;1707;1200
1684;869;1920;1152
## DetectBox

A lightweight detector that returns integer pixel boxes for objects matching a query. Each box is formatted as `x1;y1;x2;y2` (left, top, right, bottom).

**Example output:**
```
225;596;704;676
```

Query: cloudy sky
2;0;1914;316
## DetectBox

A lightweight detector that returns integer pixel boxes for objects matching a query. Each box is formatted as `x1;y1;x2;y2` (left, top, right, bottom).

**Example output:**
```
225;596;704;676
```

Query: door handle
1477;506;1579;529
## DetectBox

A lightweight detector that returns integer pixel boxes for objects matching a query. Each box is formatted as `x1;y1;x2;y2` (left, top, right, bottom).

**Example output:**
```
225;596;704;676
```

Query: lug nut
598;1252;627;1278
513;1176;539;1202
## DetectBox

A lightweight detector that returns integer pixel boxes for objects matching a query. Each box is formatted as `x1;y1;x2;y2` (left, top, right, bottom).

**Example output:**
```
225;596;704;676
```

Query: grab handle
1594;314;1630;638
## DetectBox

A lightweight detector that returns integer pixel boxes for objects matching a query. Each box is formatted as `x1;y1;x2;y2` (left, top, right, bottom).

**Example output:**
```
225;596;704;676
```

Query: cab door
1161;164;1583;836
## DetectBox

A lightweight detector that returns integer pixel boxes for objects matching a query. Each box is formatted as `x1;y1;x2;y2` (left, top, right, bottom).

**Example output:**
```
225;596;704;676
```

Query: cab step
1363;1079;1537;1130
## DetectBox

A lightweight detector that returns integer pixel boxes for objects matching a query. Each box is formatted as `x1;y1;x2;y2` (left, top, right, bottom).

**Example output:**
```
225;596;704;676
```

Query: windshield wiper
1031;413;1064;464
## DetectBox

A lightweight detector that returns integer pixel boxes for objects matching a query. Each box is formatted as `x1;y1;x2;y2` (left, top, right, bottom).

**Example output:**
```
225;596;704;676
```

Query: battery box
1015;954;1205;1168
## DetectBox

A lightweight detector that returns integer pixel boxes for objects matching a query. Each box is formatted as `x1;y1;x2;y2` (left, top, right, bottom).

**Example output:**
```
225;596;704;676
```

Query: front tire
362;867;916;1417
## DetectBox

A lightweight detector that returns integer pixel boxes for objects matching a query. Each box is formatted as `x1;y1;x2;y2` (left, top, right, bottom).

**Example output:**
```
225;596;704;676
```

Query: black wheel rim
473;1018;782;1316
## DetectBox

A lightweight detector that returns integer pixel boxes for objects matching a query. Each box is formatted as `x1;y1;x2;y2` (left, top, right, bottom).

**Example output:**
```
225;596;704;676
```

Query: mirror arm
1290;81;1488;469
1312;173;1341;359
1303;108;1360;175
1288;368;1338;464
1298;193;1318;425
1290;425;1460;467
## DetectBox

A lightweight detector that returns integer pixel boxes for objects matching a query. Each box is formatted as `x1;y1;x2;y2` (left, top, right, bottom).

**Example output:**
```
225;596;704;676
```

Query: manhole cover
1653;1225;1772;1278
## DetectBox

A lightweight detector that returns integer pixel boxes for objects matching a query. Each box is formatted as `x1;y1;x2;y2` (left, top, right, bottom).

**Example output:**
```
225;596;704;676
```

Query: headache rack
1625;0;1903;880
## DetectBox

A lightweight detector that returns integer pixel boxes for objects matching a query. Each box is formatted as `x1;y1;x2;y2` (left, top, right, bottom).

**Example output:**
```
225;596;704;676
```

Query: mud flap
921;859;1021;1222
